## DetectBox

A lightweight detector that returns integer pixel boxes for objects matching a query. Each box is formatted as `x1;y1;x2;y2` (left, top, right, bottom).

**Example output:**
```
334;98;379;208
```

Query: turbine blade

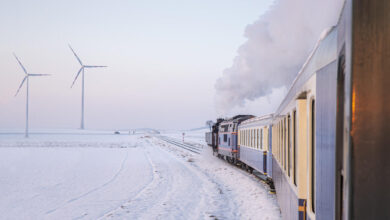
84;65;107;68
13;53;28;74
15;76;27;96
28;74;51;76
71;67;83;88
68;44;83;66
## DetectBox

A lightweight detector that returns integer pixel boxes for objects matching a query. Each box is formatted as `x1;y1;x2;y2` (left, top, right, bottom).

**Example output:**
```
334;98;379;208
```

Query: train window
282;120;284;168
253;129;259;149
254;129;257;149
246;130;248;146
293;110;297;186
284;117;287;172
242;131;244;145
240;131;242;145
260;129;263;150
250;130;252;148
281;121;283;163
276;125;278;155
246;130;247;146
224;134;227;142
278;123;280;162
279;122;281;162
288;114;291;177
285;118;288;171
310;98;316;213
248;130;250;147
228;137;230;146
263;128;266;151
243;130;245;146
276;124;279;160
238;131;240;145
281;121;283;166
287;117;289;173
253;129;255;148
282;119;285;169
283;119;286;168
238;131;242;145
244;130;245;146
252;129;256;148
265;127;268;151
247;130;249;146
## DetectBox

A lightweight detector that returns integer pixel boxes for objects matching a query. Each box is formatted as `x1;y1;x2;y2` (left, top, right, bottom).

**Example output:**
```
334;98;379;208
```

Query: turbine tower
69;45;107;130
14;53;50;138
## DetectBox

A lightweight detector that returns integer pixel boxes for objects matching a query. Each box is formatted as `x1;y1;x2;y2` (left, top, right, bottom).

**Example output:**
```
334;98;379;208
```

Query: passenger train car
206;1;390;219
237;115;273;179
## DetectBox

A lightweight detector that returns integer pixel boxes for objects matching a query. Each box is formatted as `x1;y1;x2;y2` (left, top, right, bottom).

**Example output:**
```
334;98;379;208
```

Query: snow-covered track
156;136;202;154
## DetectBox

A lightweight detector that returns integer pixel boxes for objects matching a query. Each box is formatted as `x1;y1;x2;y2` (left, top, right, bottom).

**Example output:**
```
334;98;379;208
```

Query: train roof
275;26;338;115
220;115;255;125
238;114;274;128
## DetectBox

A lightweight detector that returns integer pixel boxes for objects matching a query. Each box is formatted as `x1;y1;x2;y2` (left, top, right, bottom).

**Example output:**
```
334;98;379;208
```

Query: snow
0;129;281;219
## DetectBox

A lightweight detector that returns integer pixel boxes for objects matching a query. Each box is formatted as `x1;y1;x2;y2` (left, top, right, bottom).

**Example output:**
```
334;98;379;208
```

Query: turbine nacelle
68;45;107;88
14;54;51;96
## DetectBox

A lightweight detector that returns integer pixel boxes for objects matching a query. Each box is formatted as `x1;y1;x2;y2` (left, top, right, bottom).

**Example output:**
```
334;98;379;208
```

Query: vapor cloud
215;0;344;114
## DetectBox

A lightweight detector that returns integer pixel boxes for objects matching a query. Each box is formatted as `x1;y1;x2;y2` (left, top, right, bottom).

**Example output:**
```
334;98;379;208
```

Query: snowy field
0;129;281;220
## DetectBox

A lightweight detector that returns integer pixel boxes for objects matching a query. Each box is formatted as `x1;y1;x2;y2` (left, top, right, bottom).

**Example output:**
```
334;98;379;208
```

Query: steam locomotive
206;1;390;219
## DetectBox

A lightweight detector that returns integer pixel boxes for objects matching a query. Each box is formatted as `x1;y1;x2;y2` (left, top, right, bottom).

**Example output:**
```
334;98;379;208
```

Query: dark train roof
221;115;255;124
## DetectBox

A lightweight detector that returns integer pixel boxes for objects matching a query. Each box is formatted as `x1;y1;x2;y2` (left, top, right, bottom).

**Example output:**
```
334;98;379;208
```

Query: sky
0;0;274;130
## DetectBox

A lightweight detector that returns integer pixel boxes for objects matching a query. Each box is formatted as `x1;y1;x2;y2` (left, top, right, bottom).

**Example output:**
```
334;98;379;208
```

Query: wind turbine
14;53;50;138
69;45;107;130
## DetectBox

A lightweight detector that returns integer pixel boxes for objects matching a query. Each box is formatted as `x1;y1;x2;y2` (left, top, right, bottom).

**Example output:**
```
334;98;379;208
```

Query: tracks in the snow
156;136;202;154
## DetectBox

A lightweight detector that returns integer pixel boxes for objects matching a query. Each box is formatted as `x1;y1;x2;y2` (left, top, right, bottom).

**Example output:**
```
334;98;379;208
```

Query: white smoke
215;0;344;114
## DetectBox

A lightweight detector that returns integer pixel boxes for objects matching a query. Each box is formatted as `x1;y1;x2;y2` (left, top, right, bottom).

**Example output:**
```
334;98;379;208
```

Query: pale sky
0;0;273;130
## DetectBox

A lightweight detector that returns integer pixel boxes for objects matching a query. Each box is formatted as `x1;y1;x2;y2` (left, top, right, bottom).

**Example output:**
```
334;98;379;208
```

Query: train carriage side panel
315;60;338;219
240;145;265;171
272;153;299;220
238;116;273;175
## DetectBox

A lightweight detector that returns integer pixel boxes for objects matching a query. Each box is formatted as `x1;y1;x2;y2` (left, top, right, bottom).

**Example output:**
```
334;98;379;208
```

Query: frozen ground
0;129;281;220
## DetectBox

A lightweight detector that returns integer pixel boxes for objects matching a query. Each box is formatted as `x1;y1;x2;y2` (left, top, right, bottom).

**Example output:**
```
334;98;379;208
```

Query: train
206;1;390;219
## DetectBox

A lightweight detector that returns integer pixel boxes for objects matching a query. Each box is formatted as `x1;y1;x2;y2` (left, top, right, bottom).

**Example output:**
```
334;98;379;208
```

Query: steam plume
215;0;344;114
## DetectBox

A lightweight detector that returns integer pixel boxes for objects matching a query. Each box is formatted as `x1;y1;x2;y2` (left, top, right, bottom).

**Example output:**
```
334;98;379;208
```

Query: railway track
156;136;202;154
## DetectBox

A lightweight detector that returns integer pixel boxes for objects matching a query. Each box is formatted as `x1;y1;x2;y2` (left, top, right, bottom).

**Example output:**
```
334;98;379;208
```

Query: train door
342;0;390;219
